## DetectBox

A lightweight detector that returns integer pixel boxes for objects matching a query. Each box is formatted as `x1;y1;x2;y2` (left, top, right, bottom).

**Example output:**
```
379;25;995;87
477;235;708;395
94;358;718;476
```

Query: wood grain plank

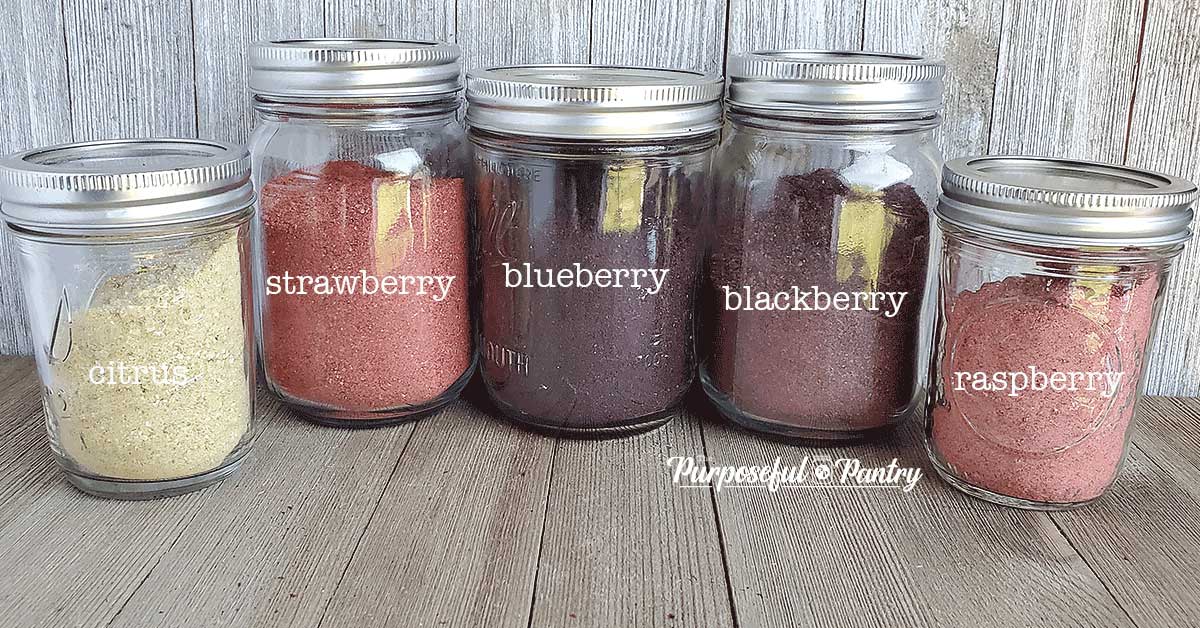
590;0;727;73
193;0;324;144
701;415;1133;627
1051;443;1200;628
862;0;1004;160
0;0;73;355
4;356;1200;626
0;358;59;523
0;357;215;628
324;0;455;41
0;407;60;531
63;0;197;140
0;489;212;628
455;0;589;70
727;0;865;53
1050;397;1200;625
104;400;414;628
1124;0;1200;397
529;410;734;628
1133;397;1200;498
0;356;37;403
0;358;411;628
317;393;555;627
987;0;1143;161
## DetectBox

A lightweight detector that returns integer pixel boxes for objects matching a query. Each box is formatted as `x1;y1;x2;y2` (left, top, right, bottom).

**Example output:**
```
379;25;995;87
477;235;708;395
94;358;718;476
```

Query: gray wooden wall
1;0;1198;395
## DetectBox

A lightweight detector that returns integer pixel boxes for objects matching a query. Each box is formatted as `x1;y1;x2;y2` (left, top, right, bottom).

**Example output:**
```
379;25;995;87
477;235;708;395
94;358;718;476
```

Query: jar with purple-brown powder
466;65;722;437
927;156;1197;509
700;51;945;441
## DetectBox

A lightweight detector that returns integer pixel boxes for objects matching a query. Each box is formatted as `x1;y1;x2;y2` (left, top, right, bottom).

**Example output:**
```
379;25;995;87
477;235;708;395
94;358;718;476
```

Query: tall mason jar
248;39;473;426
466;66;722;437
701;51;945;441
0;139;256;499
927;156;1197;510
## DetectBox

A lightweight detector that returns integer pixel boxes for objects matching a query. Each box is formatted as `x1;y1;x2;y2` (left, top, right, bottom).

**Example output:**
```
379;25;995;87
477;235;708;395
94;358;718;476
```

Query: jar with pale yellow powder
0;139;255;499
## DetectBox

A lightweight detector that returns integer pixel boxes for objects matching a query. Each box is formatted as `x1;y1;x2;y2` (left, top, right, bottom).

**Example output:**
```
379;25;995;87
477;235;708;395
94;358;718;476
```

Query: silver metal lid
727;50;945;118
0;139;253;234
938;156;1198;248
249;39;461;100
465;65;724;139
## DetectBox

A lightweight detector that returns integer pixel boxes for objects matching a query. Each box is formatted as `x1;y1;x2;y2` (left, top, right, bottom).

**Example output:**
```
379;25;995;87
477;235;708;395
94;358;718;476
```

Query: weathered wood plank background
1;0;1197;395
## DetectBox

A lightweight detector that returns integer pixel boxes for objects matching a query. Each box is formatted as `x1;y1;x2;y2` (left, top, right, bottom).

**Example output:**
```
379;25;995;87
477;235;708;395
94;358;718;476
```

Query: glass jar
701;51;945;441
927;156;1196;509
248;39;473;426
0;139;256;499
466;66;722;437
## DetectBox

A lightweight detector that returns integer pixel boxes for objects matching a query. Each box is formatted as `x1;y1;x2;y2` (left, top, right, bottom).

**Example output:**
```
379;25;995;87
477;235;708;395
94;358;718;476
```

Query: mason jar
466;65;722;437
926;156;1196;509
0;139;256;499
248;39;473;426
700;51;945;441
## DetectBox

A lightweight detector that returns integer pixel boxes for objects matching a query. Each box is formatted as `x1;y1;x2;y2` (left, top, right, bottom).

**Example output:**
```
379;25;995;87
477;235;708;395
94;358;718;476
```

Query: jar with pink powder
927;156;1197;510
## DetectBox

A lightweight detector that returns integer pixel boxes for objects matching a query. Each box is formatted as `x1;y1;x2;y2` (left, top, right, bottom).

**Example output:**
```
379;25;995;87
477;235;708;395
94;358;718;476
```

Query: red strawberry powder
259;160;471;417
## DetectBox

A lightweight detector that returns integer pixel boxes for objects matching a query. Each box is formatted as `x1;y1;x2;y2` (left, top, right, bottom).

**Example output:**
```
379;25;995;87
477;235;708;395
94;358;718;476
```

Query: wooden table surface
1;355;1198;628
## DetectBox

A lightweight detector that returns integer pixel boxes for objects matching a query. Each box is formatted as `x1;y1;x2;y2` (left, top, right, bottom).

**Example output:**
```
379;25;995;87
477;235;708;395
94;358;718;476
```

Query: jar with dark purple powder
700;51;945;441
466;65;722;437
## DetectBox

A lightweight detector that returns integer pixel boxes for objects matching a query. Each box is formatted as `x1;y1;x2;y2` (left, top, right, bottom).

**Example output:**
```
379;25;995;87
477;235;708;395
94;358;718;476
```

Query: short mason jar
0;139;256;499
466;65;722;437
700;51;945;441
248;39;474;426
927;156;1197;510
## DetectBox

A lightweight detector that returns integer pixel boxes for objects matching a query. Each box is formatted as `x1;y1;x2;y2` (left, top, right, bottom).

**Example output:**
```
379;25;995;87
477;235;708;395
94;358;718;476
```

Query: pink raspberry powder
930;271;1160;504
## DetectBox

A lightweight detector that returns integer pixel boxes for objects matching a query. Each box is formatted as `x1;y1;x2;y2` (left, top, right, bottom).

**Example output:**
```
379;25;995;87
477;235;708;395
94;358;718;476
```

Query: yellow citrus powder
53;231;251;480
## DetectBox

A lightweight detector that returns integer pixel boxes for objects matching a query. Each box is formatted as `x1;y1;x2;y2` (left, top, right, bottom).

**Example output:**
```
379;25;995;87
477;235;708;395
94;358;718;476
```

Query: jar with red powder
248;39;473;426
466;66;722;437
928;156;1197;509
701;52;945;441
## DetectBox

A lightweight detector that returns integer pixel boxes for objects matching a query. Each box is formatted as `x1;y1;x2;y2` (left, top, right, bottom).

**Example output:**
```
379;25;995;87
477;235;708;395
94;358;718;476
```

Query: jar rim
727;106;942;132
937;156;1197;251
726;50;945;117
249;38;462;101
465;64;724;140
0;138;254;235
468;126;719;158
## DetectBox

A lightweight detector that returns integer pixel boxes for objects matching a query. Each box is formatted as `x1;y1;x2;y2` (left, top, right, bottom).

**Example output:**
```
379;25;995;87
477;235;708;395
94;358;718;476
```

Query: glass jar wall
248;39;473;426
0;139;256;499
466;66;723;437
926;156;1197;509
701;51;945;441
